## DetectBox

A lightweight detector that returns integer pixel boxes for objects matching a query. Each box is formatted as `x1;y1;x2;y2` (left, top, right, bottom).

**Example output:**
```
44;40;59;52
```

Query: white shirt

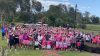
35;41;39;46
12;27;15;31
38;35;43;41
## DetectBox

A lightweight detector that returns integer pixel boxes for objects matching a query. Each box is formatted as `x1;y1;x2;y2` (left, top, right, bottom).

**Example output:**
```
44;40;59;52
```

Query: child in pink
59;40;63;50
66;37;71;47
76;41;81;51
76;42;81;47
19;34;24;42
96;35;100;44
22;40;30;45
63;40;68;50
55;40;59;50
92;37;97;44
47;40;51;49
42;39;46;49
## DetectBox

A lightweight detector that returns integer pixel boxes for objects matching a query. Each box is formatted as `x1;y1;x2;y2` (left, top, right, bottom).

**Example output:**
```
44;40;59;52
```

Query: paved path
42;50;100;56
42;50;62;56
91;53;100;56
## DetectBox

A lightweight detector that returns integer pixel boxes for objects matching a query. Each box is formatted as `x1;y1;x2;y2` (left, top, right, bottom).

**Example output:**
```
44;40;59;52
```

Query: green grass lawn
79;24;100;35
0;32;7;48
7;49;42;56
59;51;91;56
86;24;100;31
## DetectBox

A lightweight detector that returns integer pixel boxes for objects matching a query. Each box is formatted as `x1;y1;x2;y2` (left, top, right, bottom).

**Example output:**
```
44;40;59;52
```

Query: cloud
36;0;71;10
80;6;91;9
78;6;91;12
36;0;91;13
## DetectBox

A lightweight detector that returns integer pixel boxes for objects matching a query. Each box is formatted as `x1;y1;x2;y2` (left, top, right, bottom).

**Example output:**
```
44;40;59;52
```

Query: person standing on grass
45;32;51;41
47;40;51;50
34;39;41;50
63;39;68;51
14;33;19;48
42;39;46;49
70;35;76;50
76;40;81;51
9;33;16;51
2;26;5;40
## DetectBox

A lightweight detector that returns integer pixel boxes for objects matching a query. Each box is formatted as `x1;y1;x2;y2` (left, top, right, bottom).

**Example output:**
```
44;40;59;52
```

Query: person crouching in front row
34;39;41;50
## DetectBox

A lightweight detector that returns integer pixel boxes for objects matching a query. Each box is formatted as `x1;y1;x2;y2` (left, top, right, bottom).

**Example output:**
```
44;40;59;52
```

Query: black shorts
71;43;76;48
9;40;15;46
2;32;5;37
14;38;19;44
34;45;39;49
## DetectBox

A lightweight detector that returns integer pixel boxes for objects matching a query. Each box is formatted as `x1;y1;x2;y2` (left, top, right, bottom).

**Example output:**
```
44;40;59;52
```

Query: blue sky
69;0;100;17
37;0;100;17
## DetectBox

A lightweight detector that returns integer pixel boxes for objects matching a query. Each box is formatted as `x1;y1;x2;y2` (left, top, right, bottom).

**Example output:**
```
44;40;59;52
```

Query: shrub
84;42;100;53
78;24;87;29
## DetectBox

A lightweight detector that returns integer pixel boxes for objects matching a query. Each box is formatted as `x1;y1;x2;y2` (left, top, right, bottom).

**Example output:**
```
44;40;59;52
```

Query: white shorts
47;45;51;49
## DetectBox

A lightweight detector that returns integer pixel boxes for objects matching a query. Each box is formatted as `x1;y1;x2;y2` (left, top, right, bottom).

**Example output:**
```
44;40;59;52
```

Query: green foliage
45;4;77;27
68;7;75;19
32;1;42;12
19;12;31;23
0;0;100;26
0;0;16;13
8;49;42;56
7;16;13;23
91;16;100;24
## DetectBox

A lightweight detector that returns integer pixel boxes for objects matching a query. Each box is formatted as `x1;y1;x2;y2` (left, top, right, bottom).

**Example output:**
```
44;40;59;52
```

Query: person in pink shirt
59;40;63;50
63;39;68;51
42;39;46;49
96;35;100;44
55;40;60;50
66;36;71;48
76;40;82;52
47;40;51;49
19;33;24;48
92;37;97;44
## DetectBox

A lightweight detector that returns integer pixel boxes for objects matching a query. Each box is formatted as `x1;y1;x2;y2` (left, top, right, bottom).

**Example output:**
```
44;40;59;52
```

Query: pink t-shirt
92;38;97;43
22;40;30;45
77;42;81;47
42;40;46;46
66;37;71;46
19;34;24;40
47;41;51;45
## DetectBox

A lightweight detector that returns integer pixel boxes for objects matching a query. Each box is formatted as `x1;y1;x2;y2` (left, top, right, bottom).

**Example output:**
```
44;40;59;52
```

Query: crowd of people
1;23;100;51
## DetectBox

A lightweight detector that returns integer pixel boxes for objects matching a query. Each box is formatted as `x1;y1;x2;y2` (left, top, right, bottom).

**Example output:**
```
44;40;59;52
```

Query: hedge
84;42;100;53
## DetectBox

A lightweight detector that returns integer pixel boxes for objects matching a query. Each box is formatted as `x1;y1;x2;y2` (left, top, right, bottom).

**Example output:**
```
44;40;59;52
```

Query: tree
83;11;90;24
0;0;16;23
15;0;43;23
76;11;83;24
91;15;100;24
46;4;69;26
67;7;76;27
32;0;42;13
68;7;75;18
